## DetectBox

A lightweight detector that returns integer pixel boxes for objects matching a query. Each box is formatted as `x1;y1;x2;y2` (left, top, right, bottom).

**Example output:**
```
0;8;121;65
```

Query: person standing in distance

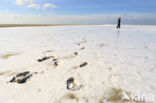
117;18;121;29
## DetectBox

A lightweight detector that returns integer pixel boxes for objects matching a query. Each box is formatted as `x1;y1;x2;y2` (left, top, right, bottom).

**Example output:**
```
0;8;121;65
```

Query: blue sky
55;0;156;14
0;0;156;24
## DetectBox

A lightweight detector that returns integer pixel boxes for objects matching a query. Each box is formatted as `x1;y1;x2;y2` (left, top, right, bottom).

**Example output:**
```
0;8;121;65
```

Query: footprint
62;52;79;60
66;77;83;91
80;47;85;50
74;38;87;46
99;43;109;47
37;56;55;62
42;50;53;53
0;71;11;76
79;62;88;68
59;93;79;103
101;87;138;102
73;62;88;69
74;52;79;56
52;58;60;67
9;71;37;84
1;53;20;59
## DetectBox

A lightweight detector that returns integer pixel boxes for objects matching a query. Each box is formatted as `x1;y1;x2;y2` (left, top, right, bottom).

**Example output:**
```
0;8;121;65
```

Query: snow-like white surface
0;25;156;103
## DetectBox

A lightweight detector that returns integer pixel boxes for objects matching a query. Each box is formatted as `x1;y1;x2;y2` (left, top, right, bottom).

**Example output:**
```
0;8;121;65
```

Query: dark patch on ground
80;47;85;50
37;56;55;62
9;71;35;84
79;62;88;68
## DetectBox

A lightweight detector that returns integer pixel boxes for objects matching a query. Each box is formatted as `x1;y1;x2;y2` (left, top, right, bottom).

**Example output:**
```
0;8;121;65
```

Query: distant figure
117;18;121;29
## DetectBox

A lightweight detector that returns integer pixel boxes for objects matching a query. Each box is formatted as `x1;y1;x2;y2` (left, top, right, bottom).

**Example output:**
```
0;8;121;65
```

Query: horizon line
0;24;156;28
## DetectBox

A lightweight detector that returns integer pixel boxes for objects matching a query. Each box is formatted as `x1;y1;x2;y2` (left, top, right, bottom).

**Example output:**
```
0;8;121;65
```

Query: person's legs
117;24;119;29
117;23;120;29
